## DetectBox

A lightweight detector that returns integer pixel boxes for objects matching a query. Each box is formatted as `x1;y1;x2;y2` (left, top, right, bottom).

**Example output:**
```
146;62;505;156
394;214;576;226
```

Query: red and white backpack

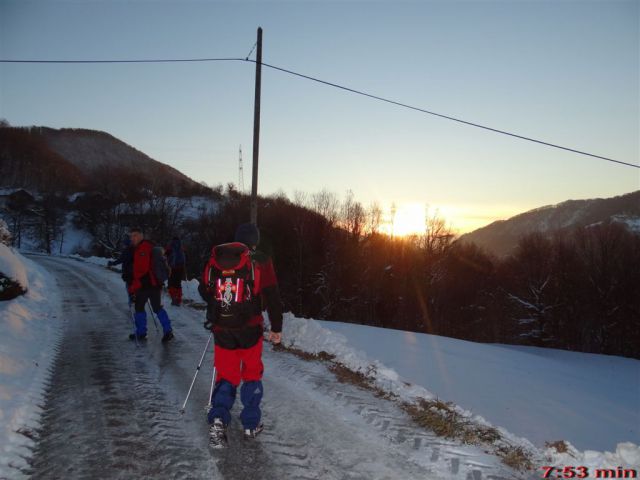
202;242;257;328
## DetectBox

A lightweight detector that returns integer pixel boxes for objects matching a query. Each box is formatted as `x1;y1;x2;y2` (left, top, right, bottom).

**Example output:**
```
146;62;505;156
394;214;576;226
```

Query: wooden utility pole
250;27;262;225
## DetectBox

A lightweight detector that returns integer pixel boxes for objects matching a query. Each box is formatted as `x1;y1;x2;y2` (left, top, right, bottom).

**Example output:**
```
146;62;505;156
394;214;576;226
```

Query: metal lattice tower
238;145;244;192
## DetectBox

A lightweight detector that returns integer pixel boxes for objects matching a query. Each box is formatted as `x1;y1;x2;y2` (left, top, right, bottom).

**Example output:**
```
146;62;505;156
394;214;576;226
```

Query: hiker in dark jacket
128;227;174;343
198;223;283;448
108;236;134;300
165;236;186;306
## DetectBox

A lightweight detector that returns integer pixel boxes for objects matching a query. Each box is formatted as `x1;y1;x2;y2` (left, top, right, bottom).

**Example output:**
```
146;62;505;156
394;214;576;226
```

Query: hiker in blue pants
128;227;174;343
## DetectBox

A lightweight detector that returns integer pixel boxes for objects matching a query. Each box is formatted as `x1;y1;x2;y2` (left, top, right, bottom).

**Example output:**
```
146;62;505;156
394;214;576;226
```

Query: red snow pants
214;339;264;387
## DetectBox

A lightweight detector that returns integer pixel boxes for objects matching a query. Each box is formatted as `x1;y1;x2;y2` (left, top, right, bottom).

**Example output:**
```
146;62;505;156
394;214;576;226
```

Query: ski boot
244;424;264;440
161;330;174;343
209;418;228;449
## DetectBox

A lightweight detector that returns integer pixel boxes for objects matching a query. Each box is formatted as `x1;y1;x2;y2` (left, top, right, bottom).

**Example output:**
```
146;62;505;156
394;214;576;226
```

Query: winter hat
235;223;260;247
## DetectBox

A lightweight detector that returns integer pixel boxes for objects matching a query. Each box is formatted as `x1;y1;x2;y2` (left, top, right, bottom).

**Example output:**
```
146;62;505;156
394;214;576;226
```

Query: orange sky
377;202;529;236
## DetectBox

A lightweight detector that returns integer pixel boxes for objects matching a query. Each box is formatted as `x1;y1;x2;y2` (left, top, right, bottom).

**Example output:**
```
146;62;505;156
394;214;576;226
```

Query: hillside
0;126;207;197
458;191;640;257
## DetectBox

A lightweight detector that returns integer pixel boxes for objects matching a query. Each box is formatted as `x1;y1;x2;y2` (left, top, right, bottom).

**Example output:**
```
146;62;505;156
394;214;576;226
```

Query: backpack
202;242;257;328
151;246;171;285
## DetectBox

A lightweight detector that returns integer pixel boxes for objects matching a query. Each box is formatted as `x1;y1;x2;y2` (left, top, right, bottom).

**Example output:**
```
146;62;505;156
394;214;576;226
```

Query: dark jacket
165;238;186;268
112;246;134;283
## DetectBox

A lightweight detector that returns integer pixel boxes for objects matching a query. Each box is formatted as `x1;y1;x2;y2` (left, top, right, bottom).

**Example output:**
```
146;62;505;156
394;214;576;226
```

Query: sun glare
379;203;426;237
393;204;426;236
376;202;526;237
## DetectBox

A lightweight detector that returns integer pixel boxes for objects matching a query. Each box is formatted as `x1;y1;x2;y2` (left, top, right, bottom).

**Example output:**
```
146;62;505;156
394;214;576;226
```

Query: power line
1;55;636;169
245;42;258;61
0;57;244;64
249;60;639;170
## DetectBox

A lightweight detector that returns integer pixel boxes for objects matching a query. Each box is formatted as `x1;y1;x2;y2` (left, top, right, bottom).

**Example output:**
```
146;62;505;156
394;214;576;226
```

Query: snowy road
26;256;531;480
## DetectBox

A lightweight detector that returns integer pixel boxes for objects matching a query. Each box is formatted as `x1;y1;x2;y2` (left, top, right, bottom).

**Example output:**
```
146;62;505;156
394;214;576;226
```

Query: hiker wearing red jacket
198;223;283;448
128;227;174;343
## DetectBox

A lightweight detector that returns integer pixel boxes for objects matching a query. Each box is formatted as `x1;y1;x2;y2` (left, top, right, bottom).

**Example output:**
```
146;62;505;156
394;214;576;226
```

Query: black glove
107;261;114;267
203;320;214;331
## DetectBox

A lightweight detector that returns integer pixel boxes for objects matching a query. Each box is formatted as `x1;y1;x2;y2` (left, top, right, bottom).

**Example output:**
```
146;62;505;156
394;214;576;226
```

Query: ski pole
206;364;217;413
180;332;213;414
147;300;160;333
128;303;140;347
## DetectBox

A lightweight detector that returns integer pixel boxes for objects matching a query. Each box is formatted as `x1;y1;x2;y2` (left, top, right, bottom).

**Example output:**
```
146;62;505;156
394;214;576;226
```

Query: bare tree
340;190;366;239
310;189;340;227
418;207;454;256
366;201;383;236
292;190;309;208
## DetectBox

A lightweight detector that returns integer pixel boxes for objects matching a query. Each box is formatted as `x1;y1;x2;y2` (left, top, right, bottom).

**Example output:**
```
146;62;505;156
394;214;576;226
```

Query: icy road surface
26;256;531;480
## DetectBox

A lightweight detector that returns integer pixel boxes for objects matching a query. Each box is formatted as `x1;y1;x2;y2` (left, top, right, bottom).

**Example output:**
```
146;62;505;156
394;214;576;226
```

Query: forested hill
0;125;209;197
458;190;640;257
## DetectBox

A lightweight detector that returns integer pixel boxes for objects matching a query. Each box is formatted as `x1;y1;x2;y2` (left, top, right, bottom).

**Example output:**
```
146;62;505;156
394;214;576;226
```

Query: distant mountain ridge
0;126;206;196
458;191;640;257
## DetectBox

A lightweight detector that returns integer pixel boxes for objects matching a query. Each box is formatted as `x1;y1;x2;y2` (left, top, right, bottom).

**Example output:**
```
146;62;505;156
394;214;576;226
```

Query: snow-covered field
301;319;639;452
275;314;640;469
0;250;61;475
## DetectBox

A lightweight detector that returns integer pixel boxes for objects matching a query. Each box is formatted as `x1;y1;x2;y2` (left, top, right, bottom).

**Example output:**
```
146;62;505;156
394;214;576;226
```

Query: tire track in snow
262;347;535;480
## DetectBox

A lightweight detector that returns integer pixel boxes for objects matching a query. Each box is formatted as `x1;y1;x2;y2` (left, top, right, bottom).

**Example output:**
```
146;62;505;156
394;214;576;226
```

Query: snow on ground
274;313;640;471
0;244;29;289
612;214;640;233
50;215;93;255
174;196;220;220
68;254;110;267
0;252;61;476
115;195;220;223
182;278;202;304
30;253;640;475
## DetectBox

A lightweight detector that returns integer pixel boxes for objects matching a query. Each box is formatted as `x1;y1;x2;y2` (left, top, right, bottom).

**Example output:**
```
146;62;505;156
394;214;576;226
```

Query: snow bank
275;313;640;473
0;244;29;290
0;252;61;476
181;278;201;303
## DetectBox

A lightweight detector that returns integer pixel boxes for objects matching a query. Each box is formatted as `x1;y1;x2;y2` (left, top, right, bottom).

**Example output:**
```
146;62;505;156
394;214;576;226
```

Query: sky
1;0;638;234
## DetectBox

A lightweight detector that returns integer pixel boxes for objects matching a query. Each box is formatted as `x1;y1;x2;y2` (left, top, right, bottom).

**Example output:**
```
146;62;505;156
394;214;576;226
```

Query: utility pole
250;27;262;225
238;145;244;192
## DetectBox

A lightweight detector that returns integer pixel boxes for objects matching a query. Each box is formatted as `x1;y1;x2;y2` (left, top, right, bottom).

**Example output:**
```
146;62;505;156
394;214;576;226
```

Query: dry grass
404;399;467;439
272;343;335;363
329;363;371;386
545;440;569;454
497;446;534;471
404;398;533;471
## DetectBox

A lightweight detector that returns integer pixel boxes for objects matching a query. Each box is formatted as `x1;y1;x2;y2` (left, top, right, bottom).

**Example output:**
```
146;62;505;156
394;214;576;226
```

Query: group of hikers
109;223;283;448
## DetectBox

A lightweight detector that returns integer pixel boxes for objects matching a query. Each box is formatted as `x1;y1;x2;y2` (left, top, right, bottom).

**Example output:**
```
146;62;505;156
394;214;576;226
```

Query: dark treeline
2;182;638;359
178;189;640;360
